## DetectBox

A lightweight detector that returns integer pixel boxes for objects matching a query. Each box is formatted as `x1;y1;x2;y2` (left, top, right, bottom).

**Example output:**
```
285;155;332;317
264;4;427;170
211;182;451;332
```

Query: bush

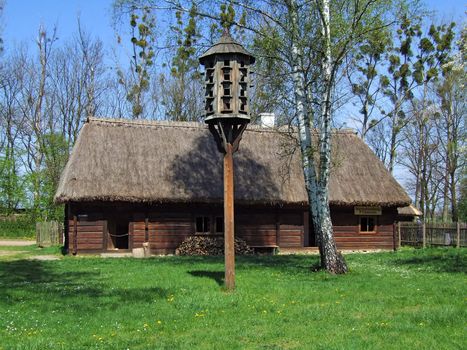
0;215;35;238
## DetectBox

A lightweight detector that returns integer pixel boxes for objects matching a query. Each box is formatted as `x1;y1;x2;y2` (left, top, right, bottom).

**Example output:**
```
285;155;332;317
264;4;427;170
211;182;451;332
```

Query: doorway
308;216;317;247
107;217;129;250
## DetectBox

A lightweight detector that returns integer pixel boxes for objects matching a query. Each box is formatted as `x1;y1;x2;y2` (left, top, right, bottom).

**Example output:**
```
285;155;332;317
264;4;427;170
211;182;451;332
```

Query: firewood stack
176;236;253;256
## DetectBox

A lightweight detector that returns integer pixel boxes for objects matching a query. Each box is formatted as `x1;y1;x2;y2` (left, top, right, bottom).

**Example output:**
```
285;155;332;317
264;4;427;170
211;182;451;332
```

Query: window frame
195;216;211;234
194;215;224;235
359;216;377;234
215;217;224;233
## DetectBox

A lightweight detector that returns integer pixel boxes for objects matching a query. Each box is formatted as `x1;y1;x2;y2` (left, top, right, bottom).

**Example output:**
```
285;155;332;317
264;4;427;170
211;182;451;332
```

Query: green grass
0;248;465;349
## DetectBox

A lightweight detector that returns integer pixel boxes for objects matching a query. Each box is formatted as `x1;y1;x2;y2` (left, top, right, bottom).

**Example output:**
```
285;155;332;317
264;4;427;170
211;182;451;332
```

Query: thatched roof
398;205;422;216
54;118;411;207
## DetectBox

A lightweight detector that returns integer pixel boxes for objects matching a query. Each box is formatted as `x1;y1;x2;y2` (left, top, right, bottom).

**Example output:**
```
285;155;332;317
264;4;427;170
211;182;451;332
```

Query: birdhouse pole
199;29;255;291
224;142;235;289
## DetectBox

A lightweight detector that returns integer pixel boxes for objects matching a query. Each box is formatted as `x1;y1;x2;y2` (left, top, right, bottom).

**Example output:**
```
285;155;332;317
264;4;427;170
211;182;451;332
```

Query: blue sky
3;0;116;51
1;0;464;189
2;0;465;52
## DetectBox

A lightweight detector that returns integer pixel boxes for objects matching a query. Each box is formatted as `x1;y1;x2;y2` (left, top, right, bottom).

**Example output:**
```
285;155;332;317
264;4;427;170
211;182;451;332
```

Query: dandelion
156;320;162;325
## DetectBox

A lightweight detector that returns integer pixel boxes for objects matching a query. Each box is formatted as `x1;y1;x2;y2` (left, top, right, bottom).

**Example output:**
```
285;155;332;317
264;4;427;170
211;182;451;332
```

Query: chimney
259;113;275;128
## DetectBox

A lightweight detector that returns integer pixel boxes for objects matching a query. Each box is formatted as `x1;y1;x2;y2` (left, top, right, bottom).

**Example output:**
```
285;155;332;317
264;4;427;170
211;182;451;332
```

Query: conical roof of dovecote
199;29;255;64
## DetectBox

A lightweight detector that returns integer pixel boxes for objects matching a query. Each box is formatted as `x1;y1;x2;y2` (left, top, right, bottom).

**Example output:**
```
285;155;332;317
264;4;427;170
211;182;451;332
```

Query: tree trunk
450;171;458;222
388;104;398;174
288;0;347;274
315;0;347;274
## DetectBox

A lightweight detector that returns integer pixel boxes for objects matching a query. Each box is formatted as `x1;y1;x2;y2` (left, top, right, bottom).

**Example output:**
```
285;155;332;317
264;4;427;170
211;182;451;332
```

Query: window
196;217;210;233
215;217;224;233
360;216;376;233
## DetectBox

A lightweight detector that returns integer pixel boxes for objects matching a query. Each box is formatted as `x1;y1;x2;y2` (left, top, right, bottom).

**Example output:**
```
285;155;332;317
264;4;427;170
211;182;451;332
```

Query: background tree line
0;0;465;230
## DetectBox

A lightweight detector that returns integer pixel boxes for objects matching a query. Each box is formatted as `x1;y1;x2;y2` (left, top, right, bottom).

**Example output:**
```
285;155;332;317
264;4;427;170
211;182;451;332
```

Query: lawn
0;247;465;349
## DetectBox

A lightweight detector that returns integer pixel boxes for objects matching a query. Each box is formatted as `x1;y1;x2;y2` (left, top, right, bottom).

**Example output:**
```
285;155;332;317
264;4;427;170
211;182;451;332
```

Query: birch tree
435;58;466;222
124;0;407;273
284;0;408;273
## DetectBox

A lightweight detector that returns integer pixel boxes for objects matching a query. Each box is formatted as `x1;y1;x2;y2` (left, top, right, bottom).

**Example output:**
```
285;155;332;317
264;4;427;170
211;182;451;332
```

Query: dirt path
0;239;35;246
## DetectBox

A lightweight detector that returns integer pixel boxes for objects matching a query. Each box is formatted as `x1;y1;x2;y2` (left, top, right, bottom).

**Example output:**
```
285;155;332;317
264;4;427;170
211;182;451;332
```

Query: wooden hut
397;204;422;222
54;117;411;254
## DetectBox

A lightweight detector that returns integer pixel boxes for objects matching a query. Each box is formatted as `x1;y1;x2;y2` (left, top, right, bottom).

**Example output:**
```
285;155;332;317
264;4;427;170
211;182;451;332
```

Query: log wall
331;208;396;250
65;202;399;253
148;213;192;253
236;212;277;247
68;219;105;252
279;212;303;248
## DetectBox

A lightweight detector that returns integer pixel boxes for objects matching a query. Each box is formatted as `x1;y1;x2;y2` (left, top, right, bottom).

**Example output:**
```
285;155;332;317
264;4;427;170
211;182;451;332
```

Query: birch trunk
315;0;347;273
288;0;347;274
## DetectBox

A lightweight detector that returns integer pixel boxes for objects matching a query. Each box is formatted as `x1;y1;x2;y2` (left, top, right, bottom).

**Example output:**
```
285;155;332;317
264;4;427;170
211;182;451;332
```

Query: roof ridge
87;117;357;135
87;117;204;129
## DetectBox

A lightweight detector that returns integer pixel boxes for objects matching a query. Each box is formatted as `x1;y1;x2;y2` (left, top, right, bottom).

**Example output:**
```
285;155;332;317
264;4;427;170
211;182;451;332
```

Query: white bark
314;0;346;272
288;0;347;273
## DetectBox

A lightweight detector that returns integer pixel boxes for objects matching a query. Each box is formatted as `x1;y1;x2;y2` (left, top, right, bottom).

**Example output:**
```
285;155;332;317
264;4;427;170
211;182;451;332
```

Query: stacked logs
176;236;254;256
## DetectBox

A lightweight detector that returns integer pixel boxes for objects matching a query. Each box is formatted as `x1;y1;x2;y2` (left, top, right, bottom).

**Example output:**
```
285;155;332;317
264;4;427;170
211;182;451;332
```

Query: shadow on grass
393;249;466;273
166;254;319;274
0;259;171;312
188;270;224;286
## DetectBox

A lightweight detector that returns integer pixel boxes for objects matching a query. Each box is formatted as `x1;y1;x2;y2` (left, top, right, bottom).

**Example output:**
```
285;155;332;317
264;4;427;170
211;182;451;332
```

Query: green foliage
161;3;202;121
38;133;68;221
220;2;235;31
171;5;199;79
0;148;26;213
124;6;156;119
0;215;35;238
349;22;391;136
0;249;465;348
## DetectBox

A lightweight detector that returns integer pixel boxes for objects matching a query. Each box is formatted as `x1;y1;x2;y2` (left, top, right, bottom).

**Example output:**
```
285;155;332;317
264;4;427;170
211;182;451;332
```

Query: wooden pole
224;143;235;291
397;222;401;250
456;222;460;249
422;222;426;248
73;215;78;255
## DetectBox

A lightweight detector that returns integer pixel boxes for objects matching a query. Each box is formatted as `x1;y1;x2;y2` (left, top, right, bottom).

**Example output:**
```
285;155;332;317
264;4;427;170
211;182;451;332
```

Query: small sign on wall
354;206;382;215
